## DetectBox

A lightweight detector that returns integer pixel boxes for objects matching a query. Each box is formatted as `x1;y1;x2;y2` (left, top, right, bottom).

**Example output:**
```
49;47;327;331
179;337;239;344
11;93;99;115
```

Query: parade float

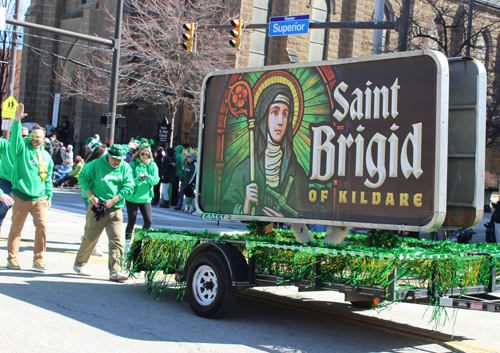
126;51;500;320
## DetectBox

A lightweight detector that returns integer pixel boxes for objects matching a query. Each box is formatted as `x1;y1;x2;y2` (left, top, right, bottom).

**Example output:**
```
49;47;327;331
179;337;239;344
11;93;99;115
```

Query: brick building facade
16;0;500;184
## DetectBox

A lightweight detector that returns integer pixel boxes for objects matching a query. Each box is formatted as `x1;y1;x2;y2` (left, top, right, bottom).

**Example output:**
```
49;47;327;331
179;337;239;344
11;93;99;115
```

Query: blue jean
0;177;12;225
176;185;186;208
56;175;76;186
52;172;66;180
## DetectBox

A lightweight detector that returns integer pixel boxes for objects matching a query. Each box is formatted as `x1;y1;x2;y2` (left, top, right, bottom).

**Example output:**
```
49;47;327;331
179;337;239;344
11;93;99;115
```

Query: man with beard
7;103;54;272
73;144;134;281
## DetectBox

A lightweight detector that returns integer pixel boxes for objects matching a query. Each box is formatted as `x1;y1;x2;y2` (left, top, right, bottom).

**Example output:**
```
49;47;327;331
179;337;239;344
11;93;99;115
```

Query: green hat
108;144;130;160
86;137;101;151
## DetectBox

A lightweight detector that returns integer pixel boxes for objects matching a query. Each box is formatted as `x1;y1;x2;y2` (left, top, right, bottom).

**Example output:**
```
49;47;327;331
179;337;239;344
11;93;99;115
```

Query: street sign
269;15;310;37
0;7;6;31
2;95;19;119
158;117;171;144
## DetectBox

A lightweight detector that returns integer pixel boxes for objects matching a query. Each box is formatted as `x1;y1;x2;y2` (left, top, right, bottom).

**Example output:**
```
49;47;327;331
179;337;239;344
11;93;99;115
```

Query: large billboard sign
197;50;451;231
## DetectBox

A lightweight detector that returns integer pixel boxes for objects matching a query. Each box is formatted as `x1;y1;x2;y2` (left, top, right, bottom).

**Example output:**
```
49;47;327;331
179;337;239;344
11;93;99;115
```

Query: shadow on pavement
0;268;468;353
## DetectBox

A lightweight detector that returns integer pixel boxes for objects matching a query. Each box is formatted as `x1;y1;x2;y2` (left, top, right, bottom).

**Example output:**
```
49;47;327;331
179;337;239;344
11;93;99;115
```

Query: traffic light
229;18;243;50
182;23;195;52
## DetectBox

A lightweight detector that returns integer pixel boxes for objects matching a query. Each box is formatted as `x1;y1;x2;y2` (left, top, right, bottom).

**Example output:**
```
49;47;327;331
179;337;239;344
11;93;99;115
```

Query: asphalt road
0;188;499;353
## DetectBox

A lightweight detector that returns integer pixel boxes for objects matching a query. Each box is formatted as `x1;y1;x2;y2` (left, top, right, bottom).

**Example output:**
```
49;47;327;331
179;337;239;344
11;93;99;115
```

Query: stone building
16;0;500;180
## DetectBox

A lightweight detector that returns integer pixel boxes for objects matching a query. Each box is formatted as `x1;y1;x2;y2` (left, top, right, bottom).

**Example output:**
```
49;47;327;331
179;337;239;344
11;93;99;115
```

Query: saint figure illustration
222;82;309;217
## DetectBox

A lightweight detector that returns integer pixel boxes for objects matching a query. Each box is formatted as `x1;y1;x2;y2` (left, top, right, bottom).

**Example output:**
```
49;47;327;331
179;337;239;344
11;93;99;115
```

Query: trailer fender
181;242;248;285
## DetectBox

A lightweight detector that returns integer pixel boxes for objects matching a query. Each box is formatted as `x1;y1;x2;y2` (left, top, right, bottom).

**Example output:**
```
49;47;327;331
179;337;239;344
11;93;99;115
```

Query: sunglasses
29;134;43;139
22;134;28;138
140;152;150;157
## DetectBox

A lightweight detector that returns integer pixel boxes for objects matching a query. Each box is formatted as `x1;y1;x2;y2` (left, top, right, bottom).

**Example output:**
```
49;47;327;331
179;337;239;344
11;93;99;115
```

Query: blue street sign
269;15;310;37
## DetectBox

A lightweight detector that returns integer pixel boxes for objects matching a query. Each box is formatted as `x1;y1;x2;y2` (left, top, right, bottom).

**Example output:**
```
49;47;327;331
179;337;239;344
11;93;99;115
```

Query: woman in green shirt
125;144;160;251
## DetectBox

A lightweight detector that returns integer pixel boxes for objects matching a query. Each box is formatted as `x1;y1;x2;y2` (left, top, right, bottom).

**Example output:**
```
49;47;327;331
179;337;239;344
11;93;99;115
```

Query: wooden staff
227;80;255;214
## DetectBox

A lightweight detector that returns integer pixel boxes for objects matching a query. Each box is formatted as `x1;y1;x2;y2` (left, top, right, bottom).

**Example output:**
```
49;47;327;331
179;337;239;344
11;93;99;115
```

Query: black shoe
151;201;159;207
160;204;169;208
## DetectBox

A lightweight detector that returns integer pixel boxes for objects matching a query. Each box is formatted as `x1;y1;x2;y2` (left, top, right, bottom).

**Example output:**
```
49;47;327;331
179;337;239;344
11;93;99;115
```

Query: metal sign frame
196;50;458;232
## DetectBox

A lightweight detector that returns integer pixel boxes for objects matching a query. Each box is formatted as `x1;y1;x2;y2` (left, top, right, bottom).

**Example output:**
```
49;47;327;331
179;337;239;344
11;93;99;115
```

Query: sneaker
174;207;182;211
192;211;199;216
32;259;47;272
92;245;104;257
109;272;128;282
73;265;92;276
7;259;21;270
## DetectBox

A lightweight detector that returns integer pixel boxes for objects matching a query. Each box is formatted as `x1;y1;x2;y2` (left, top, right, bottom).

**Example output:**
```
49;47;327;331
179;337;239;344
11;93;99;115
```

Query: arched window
249;0;270;67
309;0;329;62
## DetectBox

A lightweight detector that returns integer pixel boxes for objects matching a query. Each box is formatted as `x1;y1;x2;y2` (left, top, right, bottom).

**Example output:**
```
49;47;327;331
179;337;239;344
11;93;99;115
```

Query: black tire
350;300;375;309
185;252;237;319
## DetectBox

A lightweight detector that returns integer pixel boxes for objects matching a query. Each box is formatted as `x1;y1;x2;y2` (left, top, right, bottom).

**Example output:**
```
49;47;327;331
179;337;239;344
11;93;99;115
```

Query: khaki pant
74;204;124;275
7;195;49;261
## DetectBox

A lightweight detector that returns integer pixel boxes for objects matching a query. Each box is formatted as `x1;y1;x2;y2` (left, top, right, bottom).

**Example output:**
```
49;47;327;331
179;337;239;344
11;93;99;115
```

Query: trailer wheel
186;252;237;319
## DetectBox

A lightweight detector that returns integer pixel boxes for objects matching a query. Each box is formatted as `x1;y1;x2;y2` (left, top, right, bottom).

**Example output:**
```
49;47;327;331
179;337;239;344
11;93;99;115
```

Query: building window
249;0;270;67
309;0;328;62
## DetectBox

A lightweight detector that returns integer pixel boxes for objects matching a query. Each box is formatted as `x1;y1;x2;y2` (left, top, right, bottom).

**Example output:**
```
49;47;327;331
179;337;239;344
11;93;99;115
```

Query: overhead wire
6;29;114;53
20;41;177;95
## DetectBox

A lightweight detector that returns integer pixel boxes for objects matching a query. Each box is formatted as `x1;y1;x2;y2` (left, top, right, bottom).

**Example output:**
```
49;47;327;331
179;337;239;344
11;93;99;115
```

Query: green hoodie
175;145;184;177
10;121;54;201
78;155;134;209
126;159;160;204
0;138;13;196
180;159;197;187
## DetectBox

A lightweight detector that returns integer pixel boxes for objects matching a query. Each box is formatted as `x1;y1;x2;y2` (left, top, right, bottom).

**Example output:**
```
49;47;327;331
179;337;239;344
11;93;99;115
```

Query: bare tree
0;0;26;104
401;0;500;147
57;0;237;120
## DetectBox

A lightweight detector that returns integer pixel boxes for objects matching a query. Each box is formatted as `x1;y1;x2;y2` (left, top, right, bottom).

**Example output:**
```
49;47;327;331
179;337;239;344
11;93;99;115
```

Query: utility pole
105;0;124;147
398;0;411;52
3;0;20;139
372;0;385;55
465;0;474;57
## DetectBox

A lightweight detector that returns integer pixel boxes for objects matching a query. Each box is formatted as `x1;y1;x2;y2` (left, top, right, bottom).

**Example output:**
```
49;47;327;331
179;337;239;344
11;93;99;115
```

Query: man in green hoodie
7;103;54;272
73;144;134;281
171;145;184;206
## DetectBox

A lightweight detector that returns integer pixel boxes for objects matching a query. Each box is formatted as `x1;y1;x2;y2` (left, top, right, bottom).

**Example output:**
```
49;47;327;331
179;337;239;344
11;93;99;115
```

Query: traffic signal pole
106;0;124;147
196;21;396;31
6;1;121;146
3;0;20;139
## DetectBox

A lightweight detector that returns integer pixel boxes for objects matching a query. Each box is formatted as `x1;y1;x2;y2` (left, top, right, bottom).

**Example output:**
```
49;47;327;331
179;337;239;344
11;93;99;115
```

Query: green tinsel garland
124;224;500;323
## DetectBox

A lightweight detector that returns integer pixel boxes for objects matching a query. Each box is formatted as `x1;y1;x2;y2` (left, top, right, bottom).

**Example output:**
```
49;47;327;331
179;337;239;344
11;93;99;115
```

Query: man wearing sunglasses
6;103;54;272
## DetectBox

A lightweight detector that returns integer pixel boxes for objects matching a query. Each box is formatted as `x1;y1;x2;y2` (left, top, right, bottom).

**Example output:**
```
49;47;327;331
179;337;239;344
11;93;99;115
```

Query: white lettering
333;79;399;121
333;82;349;121
310;126;336;181
364;133;387;188
401;123;423;179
